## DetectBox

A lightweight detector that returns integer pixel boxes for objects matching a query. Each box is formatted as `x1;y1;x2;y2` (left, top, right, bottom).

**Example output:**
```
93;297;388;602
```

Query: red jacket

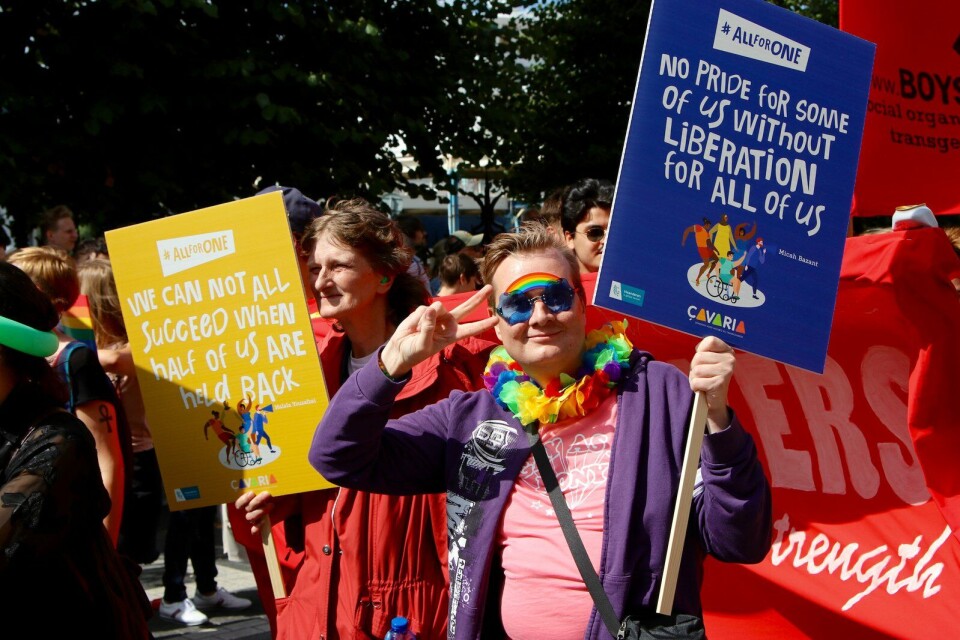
233;329;494;640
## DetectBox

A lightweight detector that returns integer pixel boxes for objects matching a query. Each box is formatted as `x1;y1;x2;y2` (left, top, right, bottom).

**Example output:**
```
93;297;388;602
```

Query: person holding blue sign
310;224;772;639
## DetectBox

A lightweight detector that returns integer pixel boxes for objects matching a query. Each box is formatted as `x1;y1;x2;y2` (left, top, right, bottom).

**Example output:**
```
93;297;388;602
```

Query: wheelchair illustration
235;449;262;467
706;275;738;302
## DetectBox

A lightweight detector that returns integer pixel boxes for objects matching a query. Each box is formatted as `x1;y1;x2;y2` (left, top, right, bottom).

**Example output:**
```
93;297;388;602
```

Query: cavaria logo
231;474;279;491
688;305;746;335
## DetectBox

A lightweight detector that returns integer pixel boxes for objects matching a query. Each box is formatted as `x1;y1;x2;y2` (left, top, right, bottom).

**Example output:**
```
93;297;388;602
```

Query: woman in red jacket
234;199;492;639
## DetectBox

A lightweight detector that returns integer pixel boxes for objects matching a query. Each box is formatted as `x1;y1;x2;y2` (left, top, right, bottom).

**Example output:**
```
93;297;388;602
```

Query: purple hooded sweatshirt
310;350;772;640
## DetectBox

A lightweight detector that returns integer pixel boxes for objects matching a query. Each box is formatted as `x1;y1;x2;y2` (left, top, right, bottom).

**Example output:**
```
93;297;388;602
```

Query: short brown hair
539;187;566;228
439;253;480;288
480;222;582;306
7;246;79;313
302;198;427;328
39;205;74;237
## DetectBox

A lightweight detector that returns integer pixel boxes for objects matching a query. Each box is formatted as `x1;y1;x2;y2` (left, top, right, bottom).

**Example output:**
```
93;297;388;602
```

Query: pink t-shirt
497;393;617;639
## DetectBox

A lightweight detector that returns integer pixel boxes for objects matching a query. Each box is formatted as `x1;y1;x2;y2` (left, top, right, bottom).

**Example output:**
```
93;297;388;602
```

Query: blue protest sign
595;0;875;373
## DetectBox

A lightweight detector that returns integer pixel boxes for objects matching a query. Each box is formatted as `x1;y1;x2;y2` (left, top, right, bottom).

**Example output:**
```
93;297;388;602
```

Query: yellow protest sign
106;191;333;510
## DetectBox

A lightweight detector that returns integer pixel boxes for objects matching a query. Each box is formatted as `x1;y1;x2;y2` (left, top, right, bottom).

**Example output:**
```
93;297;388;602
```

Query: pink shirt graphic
497;393;617;639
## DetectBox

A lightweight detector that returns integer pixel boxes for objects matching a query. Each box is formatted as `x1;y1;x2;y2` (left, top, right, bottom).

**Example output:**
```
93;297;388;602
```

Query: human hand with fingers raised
379;285;499;379
689;335;736;433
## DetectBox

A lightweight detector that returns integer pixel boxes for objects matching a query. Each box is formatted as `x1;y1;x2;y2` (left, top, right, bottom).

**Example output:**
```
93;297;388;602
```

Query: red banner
840;0;960;217
583;225;960;636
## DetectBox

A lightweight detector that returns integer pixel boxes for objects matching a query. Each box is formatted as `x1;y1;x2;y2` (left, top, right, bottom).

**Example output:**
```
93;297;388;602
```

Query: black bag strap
526;429;625;639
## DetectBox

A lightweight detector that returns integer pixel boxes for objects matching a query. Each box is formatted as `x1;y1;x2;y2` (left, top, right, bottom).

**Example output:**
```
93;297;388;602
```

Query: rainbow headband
0;315;59;357
504;272;563;295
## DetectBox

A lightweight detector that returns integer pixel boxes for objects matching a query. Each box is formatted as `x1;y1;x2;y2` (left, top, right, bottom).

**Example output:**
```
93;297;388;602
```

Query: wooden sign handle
260;514;288;599
656;391;708;615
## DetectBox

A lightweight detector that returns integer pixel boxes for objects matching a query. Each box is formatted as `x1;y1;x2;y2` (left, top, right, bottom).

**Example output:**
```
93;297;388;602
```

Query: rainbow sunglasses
495;272;576;325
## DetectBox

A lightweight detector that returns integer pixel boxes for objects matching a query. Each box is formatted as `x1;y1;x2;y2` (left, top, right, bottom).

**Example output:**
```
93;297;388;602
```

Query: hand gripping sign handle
656;391;708;615
260;515;288;599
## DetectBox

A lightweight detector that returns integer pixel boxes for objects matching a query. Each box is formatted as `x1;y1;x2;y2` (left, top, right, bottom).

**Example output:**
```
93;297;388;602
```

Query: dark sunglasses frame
578;226;606;242
496;278;576;325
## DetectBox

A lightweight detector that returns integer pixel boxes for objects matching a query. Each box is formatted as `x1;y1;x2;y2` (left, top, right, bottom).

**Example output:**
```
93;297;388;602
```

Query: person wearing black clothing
8;246;130;543
0;262;151;637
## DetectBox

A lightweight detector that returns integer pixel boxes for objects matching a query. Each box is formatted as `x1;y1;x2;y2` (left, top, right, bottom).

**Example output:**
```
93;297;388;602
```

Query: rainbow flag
60;294;97;350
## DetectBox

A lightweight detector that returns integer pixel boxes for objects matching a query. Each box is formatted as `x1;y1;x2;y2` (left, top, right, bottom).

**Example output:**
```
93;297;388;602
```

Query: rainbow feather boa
482;320;635;426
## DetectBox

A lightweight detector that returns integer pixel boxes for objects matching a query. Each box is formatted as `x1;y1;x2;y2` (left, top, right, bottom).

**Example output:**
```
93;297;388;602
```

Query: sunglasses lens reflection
497;280;575;325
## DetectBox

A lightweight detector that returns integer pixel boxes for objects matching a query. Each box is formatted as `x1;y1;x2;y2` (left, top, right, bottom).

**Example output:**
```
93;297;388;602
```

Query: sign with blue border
595;0;875;373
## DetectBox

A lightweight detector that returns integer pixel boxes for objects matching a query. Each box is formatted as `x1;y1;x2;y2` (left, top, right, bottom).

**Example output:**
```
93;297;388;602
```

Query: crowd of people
0;205;253;632
8;180;951;639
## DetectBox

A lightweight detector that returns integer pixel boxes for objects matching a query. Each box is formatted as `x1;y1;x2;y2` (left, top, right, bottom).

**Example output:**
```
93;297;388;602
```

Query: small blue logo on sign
609;281;645;307
174;486;201;502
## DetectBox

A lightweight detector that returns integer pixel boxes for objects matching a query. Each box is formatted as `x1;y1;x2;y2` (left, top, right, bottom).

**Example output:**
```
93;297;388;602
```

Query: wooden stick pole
260;515;287;599
656;391;708;615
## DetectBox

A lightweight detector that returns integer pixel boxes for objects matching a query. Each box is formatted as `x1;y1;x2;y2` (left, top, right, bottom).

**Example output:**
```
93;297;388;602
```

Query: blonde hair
78;258;127;348
7;246;79;313
480;222;582;306
942;226;960;259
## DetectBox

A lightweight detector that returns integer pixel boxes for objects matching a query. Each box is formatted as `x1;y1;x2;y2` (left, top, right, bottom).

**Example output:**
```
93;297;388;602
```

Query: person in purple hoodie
309;224;772;640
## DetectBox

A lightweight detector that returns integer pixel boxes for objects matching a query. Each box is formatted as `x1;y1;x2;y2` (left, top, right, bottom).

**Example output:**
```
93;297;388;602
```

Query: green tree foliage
503;0;836;205
401;8;526;241
0;0;838;242
0;0;520;241
768;0;838;28
436;0;655;239
502;0;653;203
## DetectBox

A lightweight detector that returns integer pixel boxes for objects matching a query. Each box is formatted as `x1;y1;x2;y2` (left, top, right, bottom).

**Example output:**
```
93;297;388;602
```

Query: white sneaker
159;597;208;626
192;586;253;611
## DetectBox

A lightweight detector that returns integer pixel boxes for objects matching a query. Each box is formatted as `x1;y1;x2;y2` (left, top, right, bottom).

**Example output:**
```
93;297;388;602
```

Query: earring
381;276;389;284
